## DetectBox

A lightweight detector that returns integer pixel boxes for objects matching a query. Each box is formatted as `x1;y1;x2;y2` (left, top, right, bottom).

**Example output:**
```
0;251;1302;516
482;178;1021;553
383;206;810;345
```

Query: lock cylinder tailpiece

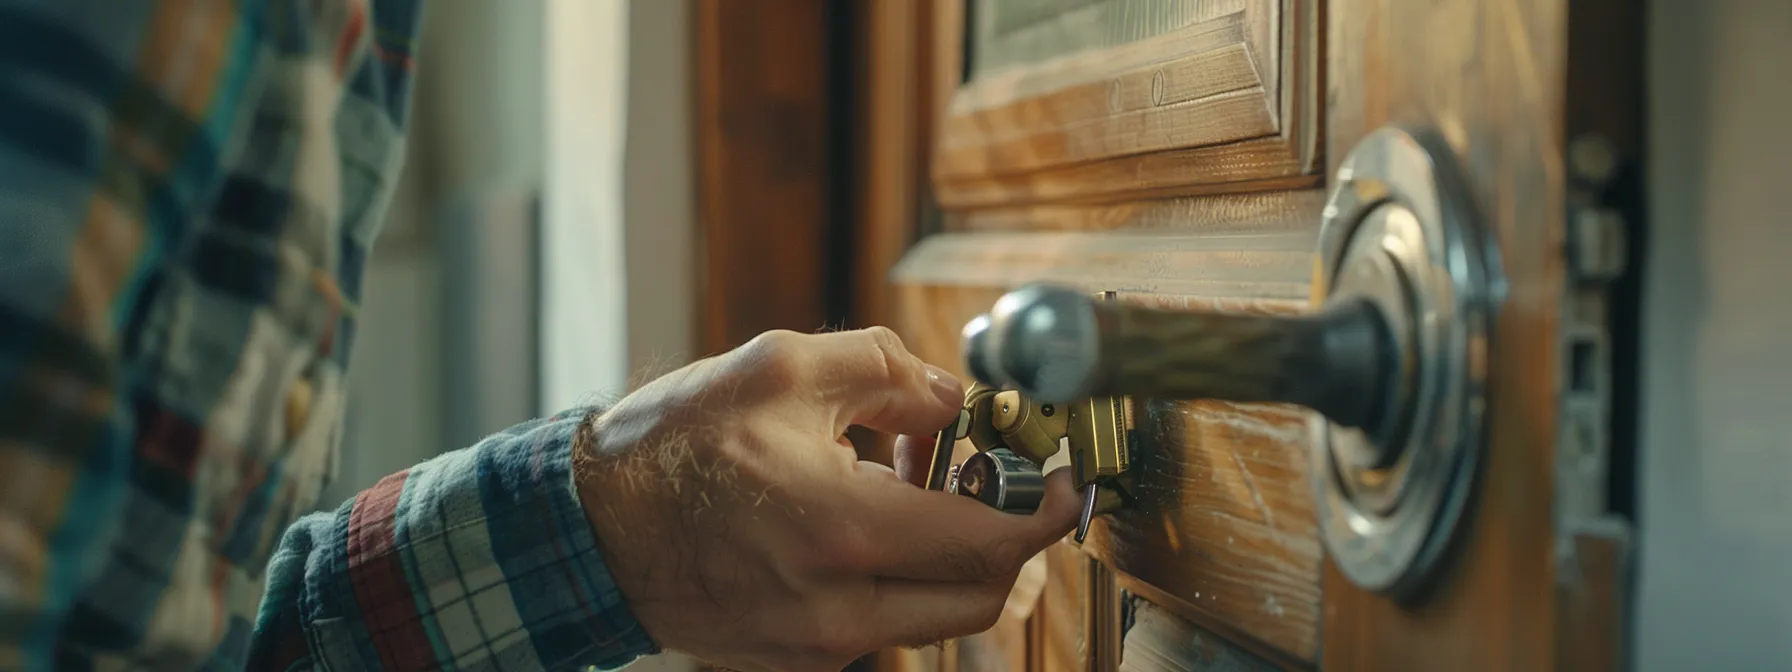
959;125;1501;603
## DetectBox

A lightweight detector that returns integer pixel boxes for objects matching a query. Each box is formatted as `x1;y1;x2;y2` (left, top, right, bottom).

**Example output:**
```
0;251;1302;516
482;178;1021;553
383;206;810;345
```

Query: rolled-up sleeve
250;408;660;671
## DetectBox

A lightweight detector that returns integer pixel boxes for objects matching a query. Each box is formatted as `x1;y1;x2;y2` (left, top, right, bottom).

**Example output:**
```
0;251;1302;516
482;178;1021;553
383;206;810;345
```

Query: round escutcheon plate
1311;125;1503;601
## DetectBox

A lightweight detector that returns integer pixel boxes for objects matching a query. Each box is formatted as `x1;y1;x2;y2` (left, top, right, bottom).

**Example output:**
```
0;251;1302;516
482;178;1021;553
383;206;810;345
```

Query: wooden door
885;0;1642;670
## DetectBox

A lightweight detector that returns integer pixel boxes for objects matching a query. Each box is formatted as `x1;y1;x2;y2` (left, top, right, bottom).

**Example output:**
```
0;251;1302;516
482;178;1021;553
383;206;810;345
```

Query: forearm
249;408;658;671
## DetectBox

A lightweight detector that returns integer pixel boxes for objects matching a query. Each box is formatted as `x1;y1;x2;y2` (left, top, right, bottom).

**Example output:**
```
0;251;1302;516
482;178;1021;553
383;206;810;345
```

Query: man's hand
575;327;1080;672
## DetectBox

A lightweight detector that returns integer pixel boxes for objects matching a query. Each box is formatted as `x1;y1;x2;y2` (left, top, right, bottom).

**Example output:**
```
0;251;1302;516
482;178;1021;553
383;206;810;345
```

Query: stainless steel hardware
953;448;1047;513
958;125;1502;601
966;284;1398;438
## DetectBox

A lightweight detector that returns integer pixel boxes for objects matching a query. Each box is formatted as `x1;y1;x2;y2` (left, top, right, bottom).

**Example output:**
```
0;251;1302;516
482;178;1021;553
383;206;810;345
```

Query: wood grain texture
1555;525;1630;671
969;0;1279;92
933;0;1323;209
1039;543;1090;672
930;0;966;121
891;232;1325;662
938;14;1274;178
1083;295;1321;663
1320;0;1573;669
874;647;944;672
892;231;1313;300
935;142;1319;210
948;191;1328;233
852;0;922;333
695;0;839;352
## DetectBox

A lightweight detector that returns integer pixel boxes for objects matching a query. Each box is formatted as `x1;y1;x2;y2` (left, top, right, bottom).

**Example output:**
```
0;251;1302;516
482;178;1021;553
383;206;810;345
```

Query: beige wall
1637;0;1792;668
333;0;553;500
624;0;698;379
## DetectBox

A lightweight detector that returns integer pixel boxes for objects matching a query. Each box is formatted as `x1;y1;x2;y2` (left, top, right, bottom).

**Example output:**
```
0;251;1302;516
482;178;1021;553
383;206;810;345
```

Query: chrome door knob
967;284;1403;451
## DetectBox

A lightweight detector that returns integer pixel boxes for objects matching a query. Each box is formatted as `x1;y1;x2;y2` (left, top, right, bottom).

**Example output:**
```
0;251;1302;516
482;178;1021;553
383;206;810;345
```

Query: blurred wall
1635;0;1792;668
542;0;631;411
333;0;697;497
331;1;698;670
624;0;698;378
329;0;552;502
540;0;698;410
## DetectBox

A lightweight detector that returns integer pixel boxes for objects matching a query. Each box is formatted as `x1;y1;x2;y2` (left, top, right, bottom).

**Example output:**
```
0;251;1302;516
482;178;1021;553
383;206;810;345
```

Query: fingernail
925;363;962;407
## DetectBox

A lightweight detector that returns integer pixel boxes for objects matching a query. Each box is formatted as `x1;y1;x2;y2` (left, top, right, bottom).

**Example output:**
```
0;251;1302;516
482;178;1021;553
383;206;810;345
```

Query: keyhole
1041;404;1055;417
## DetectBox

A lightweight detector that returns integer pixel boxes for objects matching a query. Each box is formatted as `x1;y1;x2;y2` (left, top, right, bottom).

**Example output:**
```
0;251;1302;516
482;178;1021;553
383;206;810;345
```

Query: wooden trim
1026;601;1047;672
929;0;966;126
938;16;1272;178
946;190;1329;233
854;0;968;333
853;0;925;331
934;141;1321;211
894;231;1312;300
1084;556;1122;672
1037;541;1088;672
893;191;1325;299
932;1;1324;210
695;0;841;353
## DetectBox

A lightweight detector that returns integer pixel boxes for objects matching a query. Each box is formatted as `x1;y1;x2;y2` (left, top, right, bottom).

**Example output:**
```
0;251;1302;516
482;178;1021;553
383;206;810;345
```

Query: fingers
762;327;962;436
852;467;1082;583
868;578;1010;650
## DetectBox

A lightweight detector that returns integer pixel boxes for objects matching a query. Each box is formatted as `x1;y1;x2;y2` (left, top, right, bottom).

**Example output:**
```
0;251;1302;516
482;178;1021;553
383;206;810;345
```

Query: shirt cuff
291;407;660;671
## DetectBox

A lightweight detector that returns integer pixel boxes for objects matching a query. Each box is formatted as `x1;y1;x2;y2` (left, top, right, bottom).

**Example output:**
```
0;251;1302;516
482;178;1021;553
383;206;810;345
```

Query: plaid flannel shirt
0;1;656;670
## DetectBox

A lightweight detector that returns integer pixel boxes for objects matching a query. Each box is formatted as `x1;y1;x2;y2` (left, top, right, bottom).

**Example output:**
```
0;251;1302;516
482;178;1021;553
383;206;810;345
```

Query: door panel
888;0;1636;668
936;0;1321;208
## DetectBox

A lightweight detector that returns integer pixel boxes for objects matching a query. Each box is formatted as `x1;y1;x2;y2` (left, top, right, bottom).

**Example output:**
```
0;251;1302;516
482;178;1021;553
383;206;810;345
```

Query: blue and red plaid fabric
0;1;655;669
